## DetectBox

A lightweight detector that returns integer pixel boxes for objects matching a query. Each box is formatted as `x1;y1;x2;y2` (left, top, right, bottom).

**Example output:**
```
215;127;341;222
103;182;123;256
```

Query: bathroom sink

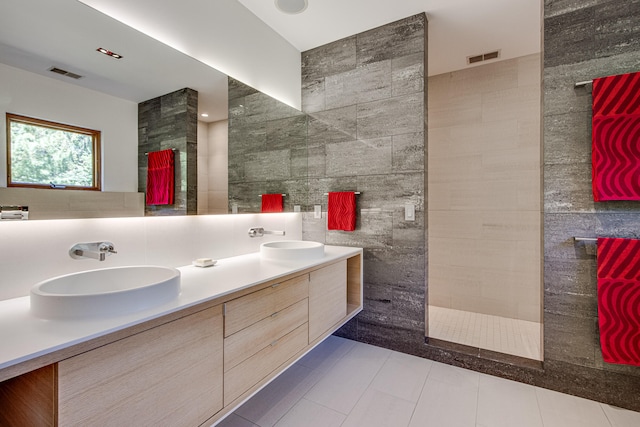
30;266;180;319
260;240;325;261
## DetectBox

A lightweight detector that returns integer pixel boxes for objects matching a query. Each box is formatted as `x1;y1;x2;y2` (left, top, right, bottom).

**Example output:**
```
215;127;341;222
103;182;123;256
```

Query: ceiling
239;0;542;77
0;0;541;122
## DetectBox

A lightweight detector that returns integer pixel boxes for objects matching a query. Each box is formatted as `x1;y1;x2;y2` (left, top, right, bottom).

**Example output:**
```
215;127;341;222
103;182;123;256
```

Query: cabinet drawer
224;274;309;337
224;298;308;372
224;322;308;406
309;260;347;342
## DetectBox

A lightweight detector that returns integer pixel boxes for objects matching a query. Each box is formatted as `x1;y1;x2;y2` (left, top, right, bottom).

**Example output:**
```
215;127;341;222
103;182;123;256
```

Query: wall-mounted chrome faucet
69;242;117;261
248;227;286;238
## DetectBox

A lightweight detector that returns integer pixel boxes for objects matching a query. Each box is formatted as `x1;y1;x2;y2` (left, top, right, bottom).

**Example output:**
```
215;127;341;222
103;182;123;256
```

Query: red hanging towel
327;192;356;231
591;71;640;201
261;194;283;213
596;237;640;366
146;149;175;205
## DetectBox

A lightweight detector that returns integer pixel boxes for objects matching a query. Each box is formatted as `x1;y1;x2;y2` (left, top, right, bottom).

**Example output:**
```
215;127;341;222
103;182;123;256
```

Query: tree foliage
9;122;94;187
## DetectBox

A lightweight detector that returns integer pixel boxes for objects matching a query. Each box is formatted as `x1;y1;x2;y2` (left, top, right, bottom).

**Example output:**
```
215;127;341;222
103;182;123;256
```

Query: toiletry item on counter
192;258;217;268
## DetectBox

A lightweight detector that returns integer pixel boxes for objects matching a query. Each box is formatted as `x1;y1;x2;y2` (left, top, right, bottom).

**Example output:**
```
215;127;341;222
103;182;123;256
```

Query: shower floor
428;306;542;361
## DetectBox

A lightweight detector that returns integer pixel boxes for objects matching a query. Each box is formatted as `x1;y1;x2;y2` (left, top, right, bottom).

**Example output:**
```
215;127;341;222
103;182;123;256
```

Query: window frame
6;113;102;191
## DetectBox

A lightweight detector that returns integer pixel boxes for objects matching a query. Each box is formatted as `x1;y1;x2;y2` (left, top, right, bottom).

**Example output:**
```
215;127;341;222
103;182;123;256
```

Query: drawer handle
270;339;279;347
271;283;280;288
271;311;279;318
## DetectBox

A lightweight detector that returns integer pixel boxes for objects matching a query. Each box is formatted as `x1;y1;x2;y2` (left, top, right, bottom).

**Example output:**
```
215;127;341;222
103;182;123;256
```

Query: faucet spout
69;242;117;261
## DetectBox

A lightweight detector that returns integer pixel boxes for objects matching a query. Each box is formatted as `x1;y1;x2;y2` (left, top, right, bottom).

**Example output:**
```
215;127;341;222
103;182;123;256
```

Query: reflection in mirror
228;78;309;214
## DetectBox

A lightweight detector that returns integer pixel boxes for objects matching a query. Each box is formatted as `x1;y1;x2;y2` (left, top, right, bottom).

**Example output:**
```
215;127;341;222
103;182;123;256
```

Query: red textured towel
597;237;640;366
327;192;356;231
261;194;283;213
146;149;175;205
592;71;640;201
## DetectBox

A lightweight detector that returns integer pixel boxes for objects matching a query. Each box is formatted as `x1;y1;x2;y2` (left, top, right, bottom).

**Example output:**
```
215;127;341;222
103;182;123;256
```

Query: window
6;113;101;190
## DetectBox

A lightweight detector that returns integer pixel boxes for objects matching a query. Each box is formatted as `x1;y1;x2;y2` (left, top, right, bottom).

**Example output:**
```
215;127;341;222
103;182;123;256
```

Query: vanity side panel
0;364;57;427
57;305;223;427
309;260;347;342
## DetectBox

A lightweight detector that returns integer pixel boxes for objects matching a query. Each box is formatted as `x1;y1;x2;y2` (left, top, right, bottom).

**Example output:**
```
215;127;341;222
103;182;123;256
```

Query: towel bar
323;192;361;195
144;148;178;155
259;194;286;197
574;80;593;88
574;237;597;242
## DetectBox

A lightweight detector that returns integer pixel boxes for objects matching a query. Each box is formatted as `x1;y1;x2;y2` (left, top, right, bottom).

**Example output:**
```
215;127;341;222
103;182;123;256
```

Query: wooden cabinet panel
58;306;223;427
0;365;57;427
309;260;347;342
224;323;308;406
224;298;308;372
224;274;308;337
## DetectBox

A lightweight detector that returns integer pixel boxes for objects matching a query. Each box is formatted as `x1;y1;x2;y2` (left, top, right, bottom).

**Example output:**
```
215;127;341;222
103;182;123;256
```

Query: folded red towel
592;71;640;201
327;192;356;231
261;194;283;213
597;237;640;366
146;149;175;205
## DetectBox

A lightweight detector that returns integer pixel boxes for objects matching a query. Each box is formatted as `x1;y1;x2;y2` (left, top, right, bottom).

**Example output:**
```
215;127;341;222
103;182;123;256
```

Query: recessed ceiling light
96;47;123;59
275;0;308;15
201;113;209;118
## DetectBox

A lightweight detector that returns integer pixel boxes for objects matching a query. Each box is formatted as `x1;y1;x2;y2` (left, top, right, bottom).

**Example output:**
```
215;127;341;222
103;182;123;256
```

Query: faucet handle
99;242;117;254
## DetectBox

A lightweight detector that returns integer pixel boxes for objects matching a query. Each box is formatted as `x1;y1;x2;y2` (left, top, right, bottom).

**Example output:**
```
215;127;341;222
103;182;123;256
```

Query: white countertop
0;245;361;373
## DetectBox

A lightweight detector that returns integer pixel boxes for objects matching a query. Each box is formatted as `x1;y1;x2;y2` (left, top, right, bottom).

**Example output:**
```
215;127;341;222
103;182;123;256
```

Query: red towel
597;237;640;366
261;194;283;213
591;72;640;201
146;149;175;205
327;192;356;231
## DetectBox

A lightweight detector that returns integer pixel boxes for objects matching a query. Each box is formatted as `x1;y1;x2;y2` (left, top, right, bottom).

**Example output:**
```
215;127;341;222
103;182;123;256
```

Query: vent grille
49;67;83;80
467;50;501;65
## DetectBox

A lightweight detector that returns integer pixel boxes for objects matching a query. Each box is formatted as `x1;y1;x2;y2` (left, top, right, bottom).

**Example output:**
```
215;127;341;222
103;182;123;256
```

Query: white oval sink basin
260;240;325;261
30;266;180;319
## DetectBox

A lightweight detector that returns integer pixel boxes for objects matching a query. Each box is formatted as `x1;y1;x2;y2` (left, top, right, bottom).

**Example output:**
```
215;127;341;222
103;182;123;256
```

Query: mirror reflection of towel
261;194;283;213
597;237;640;366
592;71;640;201
328;192;356;231
146;149;175;205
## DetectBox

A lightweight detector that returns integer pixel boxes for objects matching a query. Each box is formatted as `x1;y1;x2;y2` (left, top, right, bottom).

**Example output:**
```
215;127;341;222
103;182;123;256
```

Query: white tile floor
215;336;640;427
429;306;543;360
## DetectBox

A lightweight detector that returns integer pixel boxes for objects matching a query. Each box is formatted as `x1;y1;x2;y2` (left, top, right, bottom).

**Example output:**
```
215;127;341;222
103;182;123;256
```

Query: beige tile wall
428;54;542;322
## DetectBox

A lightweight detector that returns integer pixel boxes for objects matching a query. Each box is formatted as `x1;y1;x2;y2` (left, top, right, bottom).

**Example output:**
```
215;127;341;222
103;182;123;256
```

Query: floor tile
273;398;345;427
342;389;415;427
409;363;479;427
297;335;356;374
304;341;391;414
234;363;323;427
369;350;432;403
216;413;259;427
535;387;611;427
476;373;543;427
602;404;640;427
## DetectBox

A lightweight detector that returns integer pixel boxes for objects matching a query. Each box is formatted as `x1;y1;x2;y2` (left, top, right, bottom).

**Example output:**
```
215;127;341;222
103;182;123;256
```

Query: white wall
0;63;138;191
0;213;302;301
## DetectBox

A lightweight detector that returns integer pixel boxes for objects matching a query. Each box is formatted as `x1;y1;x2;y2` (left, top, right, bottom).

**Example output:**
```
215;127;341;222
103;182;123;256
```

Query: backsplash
0;213;301;301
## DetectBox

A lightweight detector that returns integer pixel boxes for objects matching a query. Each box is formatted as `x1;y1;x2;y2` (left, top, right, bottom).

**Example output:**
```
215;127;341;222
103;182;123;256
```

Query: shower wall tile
301;13;427;353
544;7;595;68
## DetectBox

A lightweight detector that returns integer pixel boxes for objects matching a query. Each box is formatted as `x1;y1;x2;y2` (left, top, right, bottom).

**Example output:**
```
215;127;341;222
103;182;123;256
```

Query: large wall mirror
0;0;306;219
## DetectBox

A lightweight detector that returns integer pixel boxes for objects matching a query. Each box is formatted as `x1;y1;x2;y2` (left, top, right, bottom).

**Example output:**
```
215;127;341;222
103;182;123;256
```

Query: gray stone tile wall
138;88;198;216
543;0;640;410
228;78;309;212
301;14;428;351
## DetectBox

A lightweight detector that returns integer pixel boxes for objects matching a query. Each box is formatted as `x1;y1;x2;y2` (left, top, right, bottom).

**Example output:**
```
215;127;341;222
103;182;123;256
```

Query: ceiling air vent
49;67;83;80
467;50;501;65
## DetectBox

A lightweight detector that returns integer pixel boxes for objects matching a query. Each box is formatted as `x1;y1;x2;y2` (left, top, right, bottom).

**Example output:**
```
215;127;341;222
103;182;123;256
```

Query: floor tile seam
405;356;434;427
269;373;325;427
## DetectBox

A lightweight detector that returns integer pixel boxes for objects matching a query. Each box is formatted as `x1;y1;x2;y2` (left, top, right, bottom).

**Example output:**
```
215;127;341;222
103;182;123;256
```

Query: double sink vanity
0;241;363;426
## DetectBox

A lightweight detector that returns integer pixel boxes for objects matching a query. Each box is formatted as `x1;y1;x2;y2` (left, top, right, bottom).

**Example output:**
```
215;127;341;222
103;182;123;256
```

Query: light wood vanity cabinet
0;253;363;427
58;305;224;427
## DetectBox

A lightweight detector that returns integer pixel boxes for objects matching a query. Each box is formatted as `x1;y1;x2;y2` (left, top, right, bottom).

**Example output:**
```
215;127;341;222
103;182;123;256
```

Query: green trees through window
7;114;101;190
